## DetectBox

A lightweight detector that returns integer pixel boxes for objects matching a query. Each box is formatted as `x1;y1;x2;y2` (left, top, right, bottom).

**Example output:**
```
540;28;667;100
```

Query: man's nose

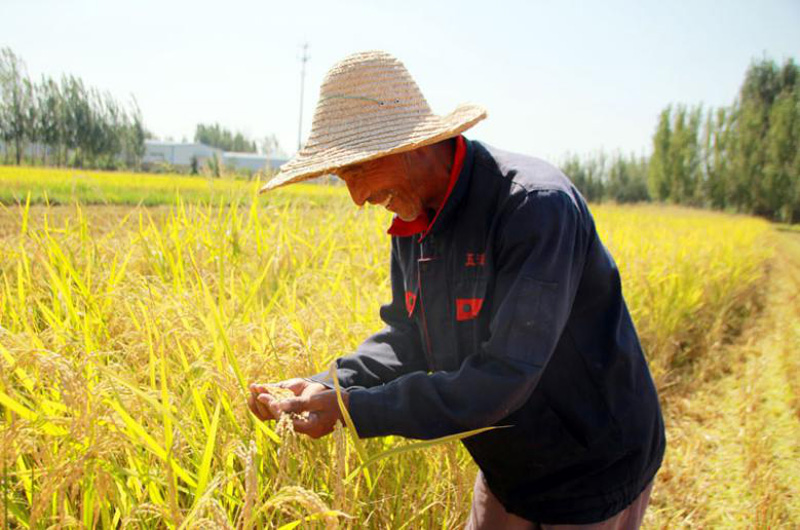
345;181;369;207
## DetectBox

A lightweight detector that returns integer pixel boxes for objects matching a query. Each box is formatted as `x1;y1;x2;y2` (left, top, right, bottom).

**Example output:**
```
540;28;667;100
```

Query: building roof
223;152;266;159
145;140;220;150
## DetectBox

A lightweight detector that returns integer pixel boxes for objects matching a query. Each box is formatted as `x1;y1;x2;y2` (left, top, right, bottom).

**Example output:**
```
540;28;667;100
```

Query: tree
607;153;650;203
701;107;731;210
260;133;285;158
648;107;672;201
0;48;150;170
24;78;39;163
206;151;221;178
195;122;257;153
560;152;605;202
725;58;799;218
668;105;702;205
37;76;64;166
0;47;32;164
61;75;92;167
125;98;146;169
764;84;799;222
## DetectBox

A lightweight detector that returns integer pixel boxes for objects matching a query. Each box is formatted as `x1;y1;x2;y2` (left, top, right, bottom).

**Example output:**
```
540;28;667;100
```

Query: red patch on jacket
465;253;486;267
456;298;484;321
405;291;417;316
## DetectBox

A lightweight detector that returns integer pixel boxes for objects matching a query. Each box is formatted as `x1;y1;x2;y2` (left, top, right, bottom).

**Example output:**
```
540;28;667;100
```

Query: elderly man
248;51;665;529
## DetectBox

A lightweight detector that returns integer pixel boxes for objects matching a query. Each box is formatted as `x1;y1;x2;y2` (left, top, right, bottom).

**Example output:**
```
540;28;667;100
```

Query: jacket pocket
454;277;489;360
466;399;587;479
454;277;488;321
506;277;558;365
515;400;588;463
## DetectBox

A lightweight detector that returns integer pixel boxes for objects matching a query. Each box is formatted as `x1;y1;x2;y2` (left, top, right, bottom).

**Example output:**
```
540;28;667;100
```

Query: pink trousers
465;473;654;530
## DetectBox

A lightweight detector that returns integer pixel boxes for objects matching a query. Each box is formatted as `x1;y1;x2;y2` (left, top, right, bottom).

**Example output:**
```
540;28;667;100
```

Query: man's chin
389;201;420;222
397;212;419;222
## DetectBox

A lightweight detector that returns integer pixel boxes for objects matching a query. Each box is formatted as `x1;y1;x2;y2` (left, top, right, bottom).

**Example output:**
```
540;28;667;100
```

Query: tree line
562;57;799;222
193;123;285;160
0;47;146;169
194;123;257;153
2;46;796;220
560;151;649;204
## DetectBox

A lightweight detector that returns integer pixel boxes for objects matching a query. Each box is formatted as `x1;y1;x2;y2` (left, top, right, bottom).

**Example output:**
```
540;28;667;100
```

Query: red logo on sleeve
456;298;484;321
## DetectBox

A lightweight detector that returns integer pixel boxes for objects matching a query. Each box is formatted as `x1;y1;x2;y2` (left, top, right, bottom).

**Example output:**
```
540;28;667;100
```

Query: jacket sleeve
347;190;590;439
308;238;428;389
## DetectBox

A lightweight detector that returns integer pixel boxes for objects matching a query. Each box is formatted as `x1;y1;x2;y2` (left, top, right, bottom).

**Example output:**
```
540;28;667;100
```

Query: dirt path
647;230;800;528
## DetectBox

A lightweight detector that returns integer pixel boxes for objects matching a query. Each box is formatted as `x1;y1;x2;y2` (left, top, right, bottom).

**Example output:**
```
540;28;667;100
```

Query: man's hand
276;389;350;439
247;378;328;422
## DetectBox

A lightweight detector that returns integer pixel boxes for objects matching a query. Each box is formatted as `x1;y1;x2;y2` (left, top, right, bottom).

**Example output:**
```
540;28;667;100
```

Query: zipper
417;241;437;371
417;264;436;372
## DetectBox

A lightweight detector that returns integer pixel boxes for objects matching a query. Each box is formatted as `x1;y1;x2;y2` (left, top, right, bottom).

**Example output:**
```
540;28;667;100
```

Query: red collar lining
387;135;466;239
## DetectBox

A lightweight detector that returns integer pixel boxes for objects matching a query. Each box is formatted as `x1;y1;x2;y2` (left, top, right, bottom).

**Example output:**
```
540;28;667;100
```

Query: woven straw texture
260;50;486;192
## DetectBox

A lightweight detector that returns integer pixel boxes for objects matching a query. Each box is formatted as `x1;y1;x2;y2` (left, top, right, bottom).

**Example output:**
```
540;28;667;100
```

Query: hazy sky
3;0;799;161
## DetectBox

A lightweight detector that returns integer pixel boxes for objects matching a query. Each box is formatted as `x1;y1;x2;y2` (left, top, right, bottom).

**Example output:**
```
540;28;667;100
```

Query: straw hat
259;50;487;192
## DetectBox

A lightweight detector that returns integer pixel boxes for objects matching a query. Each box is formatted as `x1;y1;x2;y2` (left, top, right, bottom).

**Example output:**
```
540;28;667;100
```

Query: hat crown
259;50;486;192
302;51;433;154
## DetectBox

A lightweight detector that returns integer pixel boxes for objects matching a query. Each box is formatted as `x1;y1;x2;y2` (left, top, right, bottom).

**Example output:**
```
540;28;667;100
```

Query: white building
144;140;287;173
143;141;221;167
223;151;288;172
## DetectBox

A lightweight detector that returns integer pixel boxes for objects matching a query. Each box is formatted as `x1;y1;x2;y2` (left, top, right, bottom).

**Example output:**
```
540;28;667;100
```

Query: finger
247;393;259;416
250;393;272;421
276;396;310;415
257;393;280;420
292;411;320;433
281;378;308;396
292;412;327;439
276;378;301;388
249;393;272;421
256;396;276;421
301;381;329;398
250;383;274;396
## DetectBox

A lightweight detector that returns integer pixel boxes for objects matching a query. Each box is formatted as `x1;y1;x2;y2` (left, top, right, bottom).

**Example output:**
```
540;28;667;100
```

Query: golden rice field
0;166;790;528
0;166;340;206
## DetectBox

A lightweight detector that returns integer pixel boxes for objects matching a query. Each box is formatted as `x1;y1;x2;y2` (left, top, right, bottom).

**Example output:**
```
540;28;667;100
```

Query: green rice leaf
194;401;221;500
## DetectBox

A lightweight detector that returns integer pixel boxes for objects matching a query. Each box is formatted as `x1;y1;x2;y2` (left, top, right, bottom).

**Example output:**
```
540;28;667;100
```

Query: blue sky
3;0;798;161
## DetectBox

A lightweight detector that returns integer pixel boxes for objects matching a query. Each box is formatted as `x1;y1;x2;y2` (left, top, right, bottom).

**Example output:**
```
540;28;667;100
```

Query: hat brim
259;103;486;193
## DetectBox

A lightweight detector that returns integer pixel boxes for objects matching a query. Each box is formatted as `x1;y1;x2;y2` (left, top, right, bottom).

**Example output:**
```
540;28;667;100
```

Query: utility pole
297;42;309;152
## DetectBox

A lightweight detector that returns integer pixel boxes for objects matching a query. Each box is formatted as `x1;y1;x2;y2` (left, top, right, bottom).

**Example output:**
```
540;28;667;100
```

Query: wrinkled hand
247;378;349;439
248;378;326;421
275;389;350;439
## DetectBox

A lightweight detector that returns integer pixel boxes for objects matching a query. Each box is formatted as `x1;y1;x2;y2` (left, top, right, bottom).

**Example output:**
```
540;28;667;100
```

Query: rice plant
0;169;774;528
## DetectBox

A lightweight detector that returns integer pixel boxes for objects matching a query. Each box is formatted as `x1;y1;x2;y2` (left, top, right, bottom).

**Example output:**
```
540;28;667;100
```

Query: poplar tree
649;57;798;220
0;47;32;164
701;108;731;210
669;105;702;205
561;153;605;202
37;76;63;166
764;83;799;221
607;153;649;203
648;107;672;201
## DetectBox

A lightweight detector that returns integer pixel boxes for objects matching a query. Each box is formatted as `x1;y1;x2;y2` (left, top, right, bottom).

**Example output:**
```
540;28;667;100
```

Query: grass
0;166;792;528
647;230;800;527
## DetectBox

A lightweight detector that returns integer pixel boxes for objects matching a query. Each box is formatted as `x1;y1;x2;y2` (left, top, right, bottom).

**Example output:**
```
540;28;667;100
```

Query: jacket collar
387;136;475;241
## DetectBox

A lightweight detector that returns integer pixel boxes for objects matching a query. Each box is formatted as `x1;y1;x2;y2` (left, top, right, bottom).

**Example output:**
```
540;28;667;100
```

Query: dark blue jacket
311;138;665;524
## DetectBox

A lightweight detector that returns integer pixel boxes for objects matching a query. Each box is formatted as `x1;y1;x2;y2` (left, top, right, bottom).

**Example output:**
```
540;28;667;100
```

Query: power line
297;42;309;152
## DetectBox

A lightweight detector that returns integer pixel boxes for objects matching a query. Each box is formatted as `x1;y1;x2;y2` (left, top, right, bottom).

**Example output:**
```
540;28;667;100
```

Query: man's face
336;153;424;222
